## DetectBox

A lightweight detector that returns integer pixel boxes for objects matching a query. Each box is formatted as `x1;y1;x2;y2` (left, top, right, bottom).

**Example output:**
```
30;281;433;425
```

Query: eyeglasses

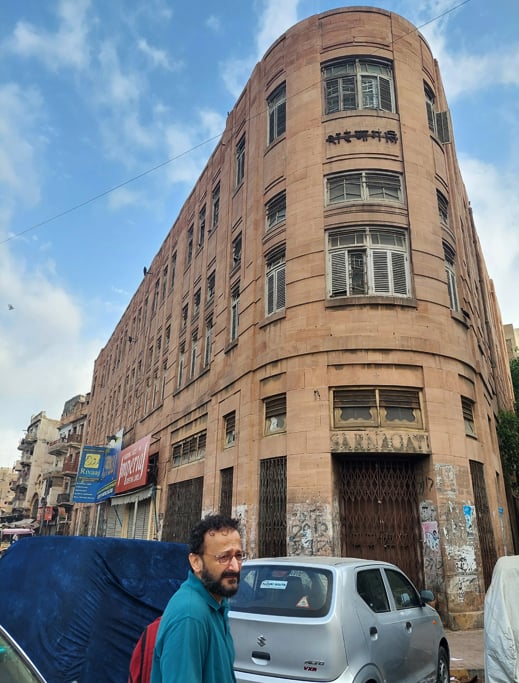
204;552;247;565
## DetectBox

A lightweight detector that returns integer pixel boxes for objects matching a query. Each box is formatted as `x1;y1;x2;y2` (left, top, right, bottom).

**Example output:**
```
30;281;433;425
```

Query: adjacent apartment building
80;7;515;628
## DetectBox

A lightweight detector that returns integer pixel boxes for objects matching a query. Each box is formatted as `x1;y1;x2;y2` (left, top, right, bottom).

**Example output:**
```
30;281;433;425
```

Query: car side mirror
420;589;435;605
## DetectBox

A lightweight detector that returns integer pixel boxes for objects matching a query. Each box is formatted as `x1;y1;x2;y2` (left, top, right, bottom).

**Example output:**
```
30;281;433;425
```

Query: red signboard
115;434;152;494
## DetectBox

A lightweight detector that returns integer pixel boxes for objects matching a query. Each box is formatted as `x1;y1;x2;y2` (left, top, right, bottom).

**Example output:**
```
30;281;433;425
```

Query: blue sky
1;0;518;468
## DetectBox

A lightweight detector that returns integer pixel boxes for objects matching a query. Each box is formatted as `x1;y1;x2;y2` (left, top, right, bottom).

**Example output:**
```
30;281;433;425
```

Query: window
177;342;185;387
193;288;201;318
171;431;207;467
326;171;402;205
333;388;423;429
266;247;286;315
162;265;168;302
170;252;177;289
187;225;194;264
327;227;410;298
224;412;236;447
268;82;286;144
232;233;242;270
443;242;459;312
190;331;198;378
425;84;451;143
264;394;286;434
357;569;390;613
385;569;422;609
230;283;240;342
424;83;436;134
203;316;213;367
461;397;476;437
152;369;159;408
437;191;449;227
323;58;395;114
161;361;167;401
165;324;171;349
236;135;246;186
152;279;160;314
266;191;286;230
207;271;216;302
198;205;206;247
181;304;188;331
211;183;220;230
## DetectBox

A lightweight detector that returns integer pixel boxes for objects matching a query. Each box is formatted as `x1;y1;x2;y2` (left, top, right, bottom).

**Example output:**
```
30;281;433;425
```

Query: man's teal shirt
151;570;237;683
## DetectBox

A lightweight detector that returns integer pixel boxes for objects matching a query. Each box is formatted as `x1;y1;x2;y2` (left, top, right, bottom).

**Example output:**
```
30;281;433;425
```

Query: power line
1;0;473;246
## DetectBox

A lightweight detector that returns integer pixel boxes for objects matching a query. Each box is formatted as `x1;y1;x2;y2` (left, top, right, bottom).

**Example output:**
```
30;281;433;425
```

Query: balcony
62;452;80;476
48;432;83;455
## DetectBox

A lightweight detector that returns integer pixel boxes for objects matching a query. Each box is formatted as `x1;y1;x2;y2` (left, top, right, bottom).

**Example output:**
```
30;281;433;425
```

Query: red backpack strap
128;617;161;683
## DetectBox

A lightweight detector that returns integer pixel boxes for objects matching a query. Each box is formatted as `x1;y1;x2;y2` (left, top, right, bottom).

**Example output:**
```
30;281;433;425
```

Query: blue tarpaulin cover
0;535;190;683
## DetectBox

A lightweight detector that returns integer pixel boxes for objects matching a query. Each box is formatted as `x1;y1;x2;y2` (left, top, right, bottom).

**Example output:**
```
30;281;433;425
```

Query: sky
1;0;518;469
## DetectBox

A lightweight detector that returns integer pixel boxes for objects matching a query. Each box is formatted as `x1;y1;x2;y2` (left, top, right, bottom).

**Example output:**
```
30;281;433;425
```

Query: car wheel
437;645;449;683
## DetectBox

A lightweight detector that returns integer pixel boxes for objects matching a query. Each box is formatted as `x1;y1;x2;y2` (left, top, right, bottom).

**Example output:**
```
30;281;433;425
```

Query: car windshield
230;564;333;618
0;630;43;683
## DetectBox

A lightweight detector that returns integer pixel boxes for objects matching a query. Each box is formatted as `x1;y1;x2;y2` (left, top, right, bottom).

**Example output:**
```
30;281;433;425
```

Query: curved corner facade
81;7;515;628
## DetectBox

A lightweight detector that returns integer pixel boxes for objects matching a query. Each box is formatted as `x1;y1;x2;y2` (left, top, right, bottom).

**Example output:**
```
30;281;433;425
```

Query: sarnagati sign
326;129;399;144
331;430;431;454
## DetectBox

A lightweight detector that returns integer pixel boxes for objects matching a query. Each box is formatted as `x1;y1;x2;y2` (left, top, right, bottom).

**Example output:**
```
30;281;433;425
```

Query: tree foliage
496;360;519;497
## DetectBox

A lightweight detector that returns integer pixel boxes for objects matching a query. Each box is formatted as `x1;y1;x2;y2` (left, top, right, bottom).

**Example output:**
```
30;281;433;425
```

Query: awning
109;484;154;507
1;528;34;536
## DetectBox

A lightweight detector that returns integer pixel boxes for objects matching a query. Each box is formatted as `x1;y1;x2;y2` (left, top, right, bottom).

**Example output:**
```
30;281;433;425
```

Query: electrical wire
0;0;473;247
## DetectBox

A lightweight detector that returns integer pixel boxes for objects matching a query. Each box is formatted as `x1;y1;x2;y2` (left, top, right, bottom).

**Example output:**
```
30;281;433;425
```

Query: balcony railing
48;433;83;454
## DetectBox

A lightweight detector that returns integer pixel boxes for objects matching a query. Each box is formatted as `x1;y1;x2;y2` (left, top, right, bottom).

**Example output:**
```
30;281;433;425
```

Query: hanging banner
115;434;152;494
96;429;124;502
72;446;108;503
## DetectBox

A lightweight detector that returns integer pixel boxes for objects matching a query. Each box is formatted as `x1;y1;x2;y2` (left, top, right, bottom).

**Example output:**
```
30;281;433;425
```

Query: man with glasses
151;514;245;683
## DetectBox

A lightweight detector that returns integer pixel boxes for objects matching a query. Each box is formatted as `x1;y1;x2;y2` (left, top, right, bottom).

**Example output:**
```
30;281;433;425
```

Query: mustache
221;571;240;579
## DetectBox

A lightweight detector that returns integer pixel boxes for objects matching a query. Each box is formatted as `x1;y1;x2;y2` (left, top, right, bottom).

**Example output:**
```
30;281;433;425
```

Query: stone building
12;411;60;518
37;394;89;535
82;7;515;628
503;324;519;361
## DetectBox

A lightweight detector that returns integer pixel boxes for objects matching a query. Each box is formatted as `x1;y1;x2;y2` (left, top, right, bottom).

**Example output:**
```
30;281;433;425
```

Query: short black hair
189;514;241;554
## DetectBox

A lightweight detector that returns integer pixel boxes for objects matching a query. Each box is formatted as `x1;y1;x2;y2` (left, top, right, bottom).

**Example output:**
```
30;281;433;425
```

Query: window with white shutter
266;247;286;315
328;227;410;299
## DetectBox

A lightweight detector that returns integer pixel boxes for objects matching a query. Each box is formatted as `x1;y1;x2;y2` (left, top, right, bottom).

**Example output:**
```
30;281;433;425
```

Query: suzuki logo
256;635;267;647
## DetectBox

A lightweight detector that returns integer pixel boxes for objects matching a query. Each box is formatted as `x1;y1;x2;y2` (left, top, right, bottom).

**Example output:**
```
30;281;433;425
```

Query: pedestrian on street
150;513;244;683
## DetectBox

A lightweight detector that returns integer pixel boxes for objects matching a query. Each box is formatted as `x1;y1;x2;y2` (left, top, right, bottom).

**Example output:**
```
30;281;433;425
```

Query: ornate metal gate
258;456;287;557
336;456;423;587
161;477;203;543
469;460;497;590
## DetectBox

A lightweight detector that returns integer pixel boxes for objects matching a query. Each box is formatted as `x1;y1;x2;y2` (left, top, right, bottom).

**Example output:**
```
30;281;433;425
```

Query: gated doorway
335;455;424;587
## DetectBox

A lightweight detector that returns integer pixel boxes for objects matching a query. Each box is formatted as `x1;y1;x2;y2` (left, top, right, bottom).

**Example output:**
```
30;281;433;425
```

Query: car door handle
405;621;412;632
369;626;378;639
252;651;271;661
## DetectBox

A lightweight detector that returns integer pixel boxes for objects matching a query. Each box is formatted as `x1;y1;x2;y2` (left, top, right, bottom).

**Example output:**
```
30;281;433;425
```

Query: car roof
242;556;397;569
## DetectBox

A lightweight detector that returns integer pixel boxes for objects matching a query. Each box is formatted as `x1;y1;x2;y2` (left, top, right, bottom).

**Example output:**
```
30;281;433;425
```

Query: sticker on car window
260;579;288;589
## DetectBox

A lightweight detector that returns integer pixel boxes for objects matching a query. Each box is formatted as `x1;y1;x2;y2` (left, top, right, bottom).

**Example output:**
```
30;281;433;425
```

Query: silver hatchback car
229;557;449;683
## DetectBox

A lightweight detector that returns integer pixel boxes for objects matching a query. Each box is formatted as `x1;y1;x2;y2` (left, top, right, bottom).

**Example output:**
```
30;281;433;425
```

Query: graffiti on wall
287;504;333;556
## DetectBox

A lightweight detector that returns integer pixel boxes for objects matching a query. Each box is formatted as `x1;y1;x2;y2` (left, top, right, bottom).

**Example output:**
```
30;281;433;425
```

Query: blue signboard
72;446;108;503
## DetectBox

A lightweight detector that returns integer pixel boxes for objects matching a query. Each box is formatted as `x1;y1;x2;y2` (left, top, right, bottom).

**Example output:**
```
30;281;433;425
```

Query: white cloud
0;246;101;468
97;42;142;104
206;15;221;32
460;155;519;326
0;83;44;210
164;109;226;186
6;0;92;71
137;38;182;71
255;0;300;59
220;0;302;99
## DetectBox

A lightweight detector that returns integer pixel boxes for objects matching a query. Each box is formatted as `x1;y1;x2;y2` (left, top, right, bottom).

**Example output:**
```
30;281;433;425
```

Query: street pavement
447;628;485;682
